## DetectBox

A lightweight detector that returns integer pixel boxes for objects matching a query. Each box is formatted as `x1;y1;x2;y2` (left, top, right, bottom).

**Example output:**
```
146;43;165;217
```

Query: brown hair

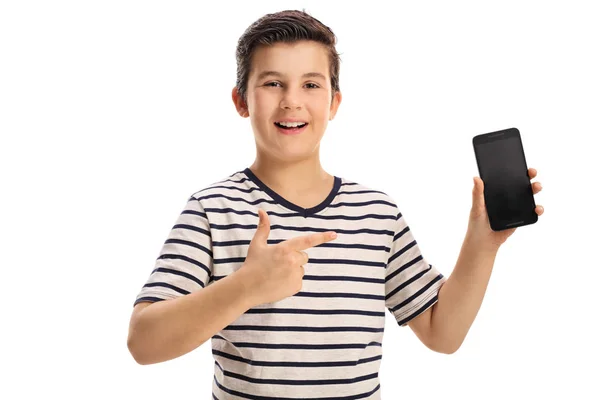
235;9;341;106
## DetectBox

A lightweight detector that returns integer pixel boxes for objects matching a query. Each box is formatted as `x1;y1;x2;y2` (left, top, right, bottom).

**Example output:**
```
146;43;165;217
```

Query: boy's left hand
468;167;544;249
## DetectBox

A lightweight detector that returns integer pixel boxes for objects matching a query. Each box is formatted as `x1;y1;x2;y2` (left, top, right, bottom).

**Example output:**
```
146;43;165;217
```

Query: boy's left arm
408;168;544;354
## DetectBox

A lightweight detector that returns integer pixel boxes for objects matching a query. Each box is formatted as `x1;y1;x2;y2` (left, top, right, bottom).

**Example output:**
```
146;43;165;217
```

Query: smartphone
472;127;537;231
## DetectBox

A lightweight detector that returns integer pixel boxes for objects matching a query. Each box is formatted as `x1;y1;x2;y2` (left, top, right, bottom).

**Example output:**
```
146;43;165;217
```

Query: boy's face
232;40;342;164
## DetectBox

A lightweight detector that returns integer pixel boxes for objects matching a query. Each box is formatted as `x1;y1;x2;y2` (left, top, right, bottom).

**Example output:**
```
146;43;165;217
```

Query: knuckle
274;245;286;258
285;252;297;265
301;251;309;265
304;236;313;248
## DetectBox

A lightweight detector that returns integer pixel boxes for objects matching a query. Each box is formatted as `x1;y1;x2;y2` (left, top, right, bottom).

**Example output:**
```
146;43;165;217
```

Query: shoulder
338;175;401;215
187;169;249;203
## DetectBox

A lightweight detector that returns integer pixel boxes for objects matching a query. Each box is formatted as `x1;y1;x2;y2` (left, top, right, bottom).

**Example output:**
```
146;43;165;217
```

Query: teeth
276;121;306;128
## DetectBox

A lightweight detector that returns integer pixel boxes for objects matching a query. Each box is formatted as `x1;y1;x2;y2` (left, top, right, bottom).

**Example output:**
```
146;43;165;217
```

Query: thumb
472;176;485;210
251;208;271;246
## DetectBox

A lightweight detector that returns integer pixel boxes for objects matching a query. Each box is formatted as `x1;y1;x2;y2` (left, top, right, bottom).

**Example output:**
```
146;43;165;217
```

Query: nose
279;87;302;111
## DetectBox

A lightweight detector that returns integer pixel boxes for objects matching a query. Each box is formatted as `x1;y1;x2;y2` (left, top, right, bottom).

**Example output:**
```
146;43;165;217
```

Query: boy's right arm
127;208;337;365
127;268;257;365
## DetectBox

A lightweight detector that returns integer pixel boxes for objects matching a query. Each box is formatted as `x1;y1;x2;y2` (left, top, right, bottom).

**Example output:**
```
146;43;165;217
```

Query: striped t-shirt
133;167;446;399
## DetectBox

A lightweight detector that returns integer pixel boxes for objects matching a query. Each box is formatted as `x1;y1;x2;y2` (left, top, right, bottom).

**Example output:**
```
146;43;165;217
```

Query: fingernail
330;232;337;238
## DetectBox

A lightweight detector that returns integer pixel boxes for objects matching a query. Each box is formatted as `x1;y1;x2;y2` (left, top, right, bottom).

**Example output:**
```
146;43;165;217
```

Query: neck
248;153;332;194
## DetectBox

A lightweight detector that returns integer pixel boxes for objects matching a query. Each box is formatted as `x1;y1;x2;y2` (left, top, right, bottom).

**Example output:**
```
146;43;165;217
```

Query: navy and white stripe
134;168;446;399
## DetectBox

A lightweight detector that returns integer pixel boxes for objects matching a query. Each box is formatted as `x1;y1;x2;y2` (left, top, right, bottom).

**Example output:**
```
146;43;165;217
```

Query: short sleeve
385;208;446;327
133;195;213;307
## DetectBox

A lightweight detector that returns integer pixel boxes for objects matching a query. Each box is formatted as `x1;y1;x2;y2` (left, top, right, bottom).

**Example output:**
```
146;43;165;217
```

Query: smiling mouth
274;122;309;130
274;122;309;135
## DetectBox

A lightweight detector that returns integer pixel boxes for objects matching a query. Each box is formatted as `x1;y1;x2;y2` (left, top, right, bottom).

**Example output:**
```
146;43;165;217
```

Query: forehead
249;40;329;80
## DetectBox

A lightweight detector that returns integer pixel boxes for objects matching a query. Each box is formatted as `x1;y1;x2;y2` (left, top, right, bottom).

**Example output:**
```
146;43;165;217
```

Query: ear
231;87;249;118
328;91;342;121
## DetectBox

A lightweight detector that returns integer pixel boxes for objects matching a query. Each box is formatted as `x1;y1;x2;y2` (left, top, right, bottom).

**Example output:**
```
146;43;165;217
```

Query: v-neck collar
243;167;342;218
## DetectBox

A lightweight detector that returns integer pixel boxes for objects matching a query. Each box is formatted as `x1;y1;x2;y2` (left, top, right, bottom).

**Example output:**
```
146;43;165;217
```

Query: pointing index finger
282;231;337;252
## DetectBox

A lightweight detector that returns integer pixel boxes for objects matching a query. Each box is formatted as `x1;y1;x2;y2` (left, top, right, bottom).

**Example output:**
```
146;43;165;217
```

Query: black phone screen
473;129;537;230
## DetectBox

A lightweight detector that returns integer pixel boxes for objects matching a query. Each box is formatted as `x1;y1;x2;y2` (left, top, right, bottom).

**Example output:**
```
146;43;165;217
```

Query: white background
1;0;598;399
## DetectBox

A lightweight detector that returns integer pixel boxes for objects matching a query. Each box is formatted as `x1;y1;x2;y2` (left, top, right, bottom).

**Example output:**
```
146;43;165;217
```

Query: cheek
251;94;275;120
308;100;331;121
312;93;332;110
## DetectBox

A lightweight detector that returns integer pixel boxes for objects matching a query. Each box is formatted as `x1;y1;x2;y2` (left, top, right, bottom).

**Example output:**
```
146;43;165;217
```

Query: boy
127;9;544;399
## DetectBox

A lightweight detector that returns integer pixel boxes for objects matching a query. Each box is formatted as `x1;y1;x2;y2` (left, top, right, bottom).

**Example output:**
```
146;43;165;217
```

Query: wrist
230;266;261;308
464;231;501;255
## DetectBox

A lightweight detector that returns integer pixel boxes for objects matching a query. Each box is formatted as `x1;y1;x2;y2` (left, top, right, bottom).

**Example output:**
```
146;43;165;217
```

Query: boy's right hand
238;208;338;306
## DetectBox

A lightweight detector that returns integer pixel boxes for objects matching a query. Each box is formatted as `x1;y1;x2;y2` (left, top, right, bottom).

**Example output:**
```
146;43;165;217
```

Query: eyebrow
256;71;327;81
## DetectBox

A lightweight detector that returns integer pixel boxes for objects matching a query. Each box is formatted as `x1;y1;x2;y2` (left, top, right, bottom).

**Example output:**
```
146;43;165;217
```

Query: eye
306;83;320;89
265;81;282;87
